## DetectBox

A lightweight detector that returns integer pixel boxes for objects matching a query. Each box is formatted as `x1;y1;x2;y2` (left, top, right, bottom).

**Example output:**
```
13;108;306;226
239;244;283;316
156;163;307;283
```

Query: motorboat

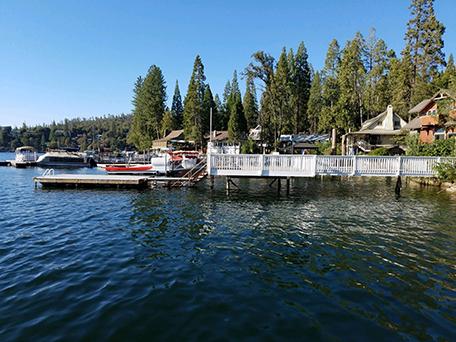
36;150;96;168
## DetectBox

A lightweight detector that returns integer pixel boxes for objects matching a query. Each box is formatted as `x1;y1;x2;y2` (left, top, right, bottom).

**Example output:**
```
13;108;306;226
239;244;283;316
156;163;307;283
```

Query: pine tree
243;76;259;130
272;48;293;135
183;55;206;145
389;47;415;120
291;42;312;133
161;110;175;136
336;33;366;131
213;94;224;130
227;92;247;142
128;67;167;150
437;54;456;90
405;0;446;103
171;80;184;129
319;39;341;132
202;84;216;134
307;71;323;133
363;29;395;117
227;71;247;141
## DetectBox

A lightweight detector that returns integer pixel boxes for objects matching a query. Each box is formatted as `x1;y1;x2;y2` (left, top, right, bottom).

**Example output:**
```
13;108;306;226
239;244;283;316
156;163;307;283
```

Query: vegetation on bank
405;135;456;156
1;0;455;153
0;115;131;152
434;162;456;182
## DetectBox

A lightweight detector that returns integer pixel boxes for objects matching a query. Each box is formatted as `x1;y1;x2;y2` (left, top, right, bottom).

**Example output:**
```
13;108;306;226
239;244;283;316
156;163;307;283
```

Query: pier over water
208;154;456;178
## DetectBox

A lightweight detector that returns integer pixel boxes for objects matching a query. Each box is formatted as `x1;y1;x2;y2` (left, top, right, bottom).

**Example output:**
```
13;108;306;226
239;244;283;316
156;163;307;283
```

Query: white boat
10;146;37;168
36;150;96;168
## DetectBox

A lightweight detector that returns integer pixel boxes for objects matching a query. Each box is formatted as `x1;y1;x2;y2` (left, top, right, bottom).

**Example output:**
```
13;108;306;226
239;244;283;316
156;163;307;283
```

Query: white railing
208;154;456;178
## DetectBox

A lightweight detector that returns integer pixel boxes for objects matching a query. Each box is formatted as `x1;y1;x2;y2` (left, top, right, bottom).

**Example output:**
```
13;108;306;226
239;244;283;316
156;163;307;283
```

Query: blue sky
0;0;455;127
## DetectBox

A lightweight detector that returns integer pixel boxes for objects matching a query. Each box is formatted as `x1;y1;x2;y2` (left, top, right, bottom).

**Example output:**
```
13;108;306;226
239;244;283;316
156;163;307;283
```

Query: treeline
0;115;131;152
128;0;456;150
3;0;455;152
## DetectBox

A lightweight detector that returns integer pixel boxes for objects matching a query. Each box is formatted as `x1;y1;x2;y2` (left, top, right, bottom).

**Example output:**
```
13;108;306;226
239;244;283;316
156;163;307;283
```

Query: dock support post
226;177;231;191
277;178;281;194
286;177;290;195
395;176;402;196
210;176;215;190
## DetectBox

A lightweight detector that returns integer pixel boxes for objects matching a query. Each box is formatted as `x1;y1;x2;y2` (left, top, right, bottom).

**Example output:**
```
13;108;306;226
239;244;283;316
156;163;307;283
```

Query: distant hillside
0;114;132;152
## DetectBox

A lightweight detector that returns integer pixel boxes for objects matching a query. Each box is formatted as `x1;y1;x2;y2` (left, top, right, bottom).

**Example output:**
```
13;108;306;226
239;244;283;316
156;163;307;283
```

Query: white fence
208;154;456;178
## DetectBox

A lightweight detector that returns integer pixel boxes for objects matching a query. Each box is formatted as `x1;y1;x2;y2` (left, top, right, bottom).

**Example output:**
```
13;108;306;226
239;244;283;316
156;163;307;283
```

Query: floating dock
34;174;151;189
0;161;11;167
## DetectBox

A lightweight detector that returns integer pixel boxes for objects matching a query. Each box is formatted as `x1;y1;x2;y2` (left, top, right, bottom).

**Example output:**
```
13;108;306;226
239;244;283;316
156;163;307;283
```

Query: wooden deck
34;174;151;188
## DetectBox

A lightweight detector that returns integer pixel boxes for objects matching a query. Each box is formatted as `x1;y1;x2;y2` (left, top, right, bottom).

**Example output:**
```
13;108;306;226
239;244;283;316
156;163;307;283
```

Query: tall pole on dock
209;107;213;142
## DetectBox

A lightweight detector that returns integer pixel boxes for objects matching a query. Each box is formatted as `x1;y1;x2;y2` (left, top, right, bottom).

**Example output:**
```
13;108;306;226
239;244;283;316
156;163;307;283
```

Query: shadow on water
1;161;455;341
121;177;456;340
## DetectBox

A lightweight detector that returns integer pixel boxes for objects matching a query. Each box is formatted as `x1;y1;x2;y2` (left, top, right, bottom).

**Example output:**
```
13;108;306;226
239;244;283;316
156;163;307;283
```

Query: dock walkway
34;174;150;188
208;154;456;178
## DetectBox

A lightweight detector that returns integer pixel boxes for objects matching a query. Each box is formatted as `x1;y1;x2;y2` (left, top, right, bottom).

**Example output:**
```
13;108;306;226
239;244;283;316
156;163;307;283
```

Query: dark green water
0;154;455;341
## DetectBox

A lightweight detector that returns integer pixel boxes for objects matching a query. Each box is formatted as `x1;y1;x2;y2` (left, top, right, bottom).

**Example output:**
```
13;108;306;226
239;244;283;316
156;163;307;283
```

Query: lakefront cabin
343;105;407;155
403;89;456;143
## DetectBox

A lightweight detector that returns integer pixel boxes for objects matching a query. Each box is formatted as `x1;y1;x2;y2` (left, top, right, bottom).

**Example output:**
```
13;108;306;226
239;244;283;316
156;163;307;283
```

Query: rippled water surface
0;153;455;341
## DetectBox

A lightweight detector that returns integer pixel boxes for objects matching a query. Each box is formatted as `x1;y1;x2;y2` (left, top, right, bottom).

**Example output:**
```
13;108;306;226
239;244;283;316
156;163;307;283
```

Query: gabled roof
409;99;433;114
360;112;387;131
163;129;184;140
402;116;421;130
212;131;229;141
408;89;456;114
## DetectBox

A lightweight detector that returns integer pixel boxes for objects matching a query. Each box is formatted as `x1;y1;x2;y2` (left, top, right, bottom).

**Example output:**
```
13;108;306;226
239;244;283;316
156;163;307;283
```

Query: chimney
385;105;394;130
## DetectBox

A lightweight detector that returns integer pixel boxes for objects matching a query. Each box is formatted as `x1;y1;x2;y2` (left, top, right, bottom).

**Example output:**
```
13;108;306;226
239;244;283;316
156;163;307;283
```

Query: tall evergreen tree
389;47;414;120
291;42;312;133
272;48;293;135
437;54;456;90
336;32;366;131
363;29;395;117
128;66;167;149
319;39;341;132
161;110;175;136
405;0;446;103
227;71;247;141
243;76;259;130
202;84;216;134
307;71;323;133
183;55;206;145
171;80;184;129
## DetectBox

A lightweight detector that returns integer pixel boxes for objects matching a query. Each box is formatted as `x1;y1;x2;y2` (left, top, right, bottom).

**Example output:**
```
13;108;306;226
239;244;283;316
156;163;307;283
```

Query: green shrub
434;162;456;182
368;147;390;156
406;135;456;156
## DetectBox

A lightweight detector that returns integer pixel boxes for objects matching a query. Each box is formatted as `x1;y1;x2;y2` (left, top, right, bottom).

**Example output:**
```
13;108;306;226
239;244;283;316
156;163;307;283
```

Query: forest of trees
0;115;131;152
2;0;455;152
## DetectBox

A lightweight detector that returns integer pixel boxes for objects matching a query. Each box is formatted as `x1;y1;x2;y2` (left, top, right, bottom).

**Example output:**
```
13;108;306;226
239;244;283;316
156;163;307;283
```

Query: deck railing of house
207;154;456;178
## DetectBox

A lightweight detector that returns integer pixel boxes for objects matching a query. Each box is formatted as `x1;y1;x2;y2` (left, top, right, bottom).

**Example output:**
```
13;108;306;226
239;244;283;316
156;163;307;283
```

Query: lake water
0;152;455;341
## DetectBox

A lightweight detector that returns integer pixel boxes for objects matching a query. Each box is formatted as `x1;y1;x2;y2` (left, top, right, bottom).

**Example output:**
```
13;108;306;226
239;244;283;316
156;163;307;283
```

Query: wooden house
343;105;407;154
403;89;456;143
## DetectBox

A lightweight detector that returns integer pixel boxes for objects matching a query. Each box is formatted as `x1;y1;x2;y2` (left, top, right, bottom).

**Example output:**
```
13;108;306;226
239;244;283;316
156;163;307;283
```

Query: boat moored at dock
36;150;96;168
10;146;37;168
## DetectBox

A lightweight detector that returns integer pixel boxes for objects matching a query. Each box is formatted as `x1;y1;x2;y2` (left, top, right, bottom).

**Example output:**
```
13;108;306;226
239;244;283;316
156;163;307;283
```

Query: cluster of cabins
152;89;456;156
343;89;456;155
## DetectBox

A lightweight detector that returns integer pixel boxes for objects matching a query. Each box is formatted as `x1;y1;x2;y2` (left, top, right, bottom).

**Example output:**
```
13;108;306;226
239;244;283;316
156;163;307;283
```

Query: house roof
402;116;421;130
154;129;185;142
409;99;433;114
408;89;456;114
212;131;229;141
360;112;387;131
349;129;402;136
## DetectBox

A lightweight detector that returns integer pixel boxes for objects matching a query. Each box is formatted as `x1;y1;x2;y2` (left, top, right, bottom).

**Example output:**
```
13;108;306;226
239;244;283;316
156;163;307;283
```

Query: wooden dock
34;174;151;188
